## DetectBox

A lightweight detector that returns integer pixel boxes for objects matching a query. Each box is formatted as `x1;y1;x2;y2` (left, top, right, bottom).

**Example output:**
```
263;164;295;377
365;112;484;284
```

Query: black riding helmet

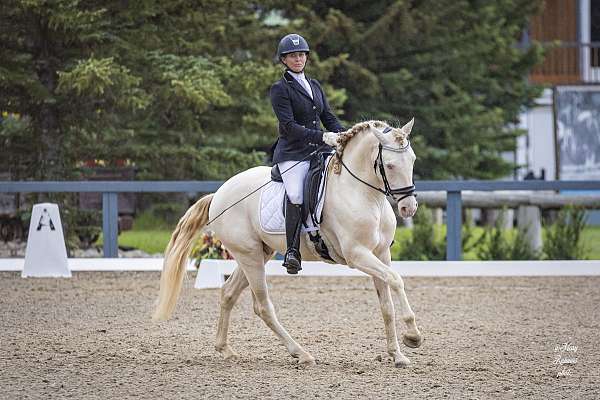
277;33;310;59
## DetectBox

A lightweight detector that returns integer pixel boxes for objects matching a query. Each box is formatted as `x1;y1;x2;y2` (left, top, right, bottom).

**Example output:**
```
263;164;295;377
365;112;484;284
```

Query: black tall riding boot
283;198;303;274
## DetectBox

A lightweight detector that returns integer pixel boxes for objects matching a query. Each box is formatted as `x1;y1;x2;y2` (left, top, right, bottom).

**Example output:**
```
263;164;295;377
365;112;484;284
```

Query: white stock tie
300;77;313;99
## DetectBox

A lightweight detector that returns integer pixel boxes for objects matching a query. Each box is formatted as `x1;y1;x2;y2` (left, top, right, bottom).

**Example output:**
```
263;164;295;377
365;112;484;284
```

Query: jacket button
312;120;316;124
312;106;316;109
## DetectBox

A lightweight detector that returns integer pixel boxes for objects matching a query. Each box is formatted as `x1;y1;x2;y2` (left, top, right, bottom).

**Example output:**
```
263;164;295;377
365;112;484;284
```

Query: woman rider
270;33;345;274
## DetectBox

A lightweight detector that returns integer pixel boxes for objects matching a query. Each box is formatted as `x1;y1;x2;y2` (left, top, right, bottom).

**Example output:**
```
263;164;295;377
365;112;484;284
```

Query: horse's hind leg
238;253;316;367
249;247;276;317
215;266;248;360
372;277;410;367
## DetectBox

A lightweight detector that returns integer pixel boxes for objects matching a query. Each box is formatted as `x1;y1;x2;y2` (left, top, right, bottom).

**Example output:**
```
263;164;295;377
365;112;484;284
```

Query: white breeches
277;160;310;205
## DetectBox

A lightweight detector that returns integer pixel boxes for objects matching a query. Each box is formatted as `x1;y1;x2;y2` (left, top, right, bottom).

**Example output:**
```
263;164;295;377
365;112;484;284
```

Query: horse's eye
385;163;394;170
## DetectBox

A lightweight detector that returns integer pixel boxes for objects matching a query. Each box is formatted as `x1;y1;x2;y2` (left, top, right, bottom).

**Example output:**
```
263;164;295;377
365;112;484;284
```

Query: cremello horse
153;119;423;367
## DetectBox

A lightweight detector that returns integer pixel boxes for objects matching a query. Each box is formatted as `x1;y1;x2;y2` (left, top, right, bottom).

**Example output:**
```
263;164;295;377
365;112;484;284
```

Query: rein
206;126;416;226
338;138;416;203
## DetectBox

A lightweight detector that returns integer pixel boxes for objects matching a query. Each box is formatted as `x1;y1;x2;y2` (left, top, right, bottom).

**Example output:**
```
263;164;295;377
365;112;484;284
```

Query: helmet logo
291;36;300;46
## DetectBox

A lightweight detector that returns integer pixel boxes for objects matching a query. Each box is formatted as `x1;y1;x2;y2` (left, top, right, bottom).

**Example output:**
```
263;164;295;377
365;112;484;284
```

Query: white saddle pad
259;155;332;235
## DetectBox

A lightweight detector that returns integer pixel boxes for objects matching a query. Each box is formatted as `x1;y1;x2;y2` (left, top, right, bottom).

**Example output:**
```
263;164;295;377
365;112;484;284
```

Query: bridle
337;128;417;203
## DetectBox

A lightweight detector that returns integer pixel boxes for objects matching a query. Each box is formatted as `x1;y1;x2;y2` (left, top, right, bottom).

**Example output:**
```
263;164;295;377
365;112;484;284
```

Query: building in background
518;0;600;182
516;0;600;224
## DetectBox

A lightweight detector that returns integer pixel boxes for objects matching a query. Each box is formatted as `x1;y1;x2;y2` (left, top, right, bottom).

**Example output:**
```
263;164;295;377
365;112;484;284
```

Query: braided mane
331;120;387;174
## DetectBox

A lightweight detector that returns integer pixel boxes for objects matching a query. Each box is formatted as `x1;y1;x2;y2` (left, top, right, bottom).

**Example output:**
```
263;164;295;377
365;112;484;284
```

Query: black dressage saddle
271;151;335;261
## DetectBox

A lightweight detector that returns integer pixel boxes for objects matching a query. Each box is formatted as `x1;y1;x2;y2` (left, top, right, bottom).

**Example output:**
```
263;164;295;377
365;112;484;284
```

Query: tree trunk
34;15;63;181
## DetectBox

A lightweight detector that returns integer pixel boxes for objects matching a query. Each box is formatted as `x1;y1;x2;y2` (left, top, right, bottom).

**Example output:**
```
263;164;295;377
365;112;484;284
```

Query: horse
152;119;423;368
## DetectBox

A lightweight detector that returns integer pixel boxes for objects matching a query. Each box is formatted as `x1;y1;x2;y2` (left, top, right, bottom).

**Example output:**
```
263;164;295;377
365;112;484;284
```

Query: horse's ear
401;117;415;136
370;123;389;144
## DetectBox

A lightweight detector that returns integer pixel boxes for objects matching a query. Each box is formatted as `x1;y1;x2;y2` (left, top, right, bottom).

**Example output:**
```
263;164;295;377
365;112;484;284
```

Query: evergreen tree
0;0;283;180
1;1;545;181
268;0;546;179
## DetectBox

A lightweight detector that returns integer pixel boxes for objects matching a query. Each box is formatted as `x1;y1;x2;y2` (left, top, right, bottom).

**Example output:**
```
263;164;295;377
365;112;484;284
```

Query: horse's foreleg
215;266;248;360
239;257;316;367
375;248;423;350
372;277;408;367
348;249;423;353
387;274;423;349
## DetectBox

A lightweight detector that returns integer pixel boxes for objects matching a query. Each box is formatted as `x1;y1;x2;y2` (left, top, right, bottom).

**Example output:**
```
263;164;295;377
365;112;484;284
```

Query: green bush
150;202;188;226
60;202;102;250
394;205;475;261
543;206;588;260
72;209;102;249
396;205;445;260
476;211;540;260
133;202;187;230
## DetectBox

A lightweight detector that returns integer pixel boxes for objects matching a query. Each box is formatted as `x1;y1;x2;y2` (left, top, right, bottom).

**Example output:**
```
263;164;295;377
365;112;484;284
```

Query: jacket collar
283;71;315;102
286;69;307;81
283;70;299;83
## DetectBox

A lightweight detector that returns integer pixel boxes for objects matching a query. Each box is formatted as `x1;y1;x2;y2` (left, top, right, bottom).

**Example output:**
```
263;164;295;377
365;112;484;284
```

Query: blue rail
2;180;600;259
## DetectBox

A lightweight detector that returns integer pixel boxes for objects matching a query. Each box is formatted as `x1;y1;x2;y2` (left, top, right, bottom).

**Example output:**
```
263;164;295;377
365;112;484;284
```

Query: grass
98;229;173;254
582;226;600;259
97;209;176;254
118;229;173;254
112;208;180;254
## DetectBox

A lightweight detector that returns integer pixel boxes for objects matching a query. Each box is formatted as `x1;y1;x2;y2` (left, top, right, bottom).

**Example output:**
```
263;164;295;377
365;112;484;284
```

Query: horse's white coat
153;120;423;367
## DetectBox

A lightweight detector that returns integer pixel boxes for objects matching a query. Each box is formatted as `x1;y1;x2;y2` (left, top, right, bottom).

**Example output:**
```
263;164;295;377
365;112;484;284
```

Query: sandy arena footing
1;272;598;399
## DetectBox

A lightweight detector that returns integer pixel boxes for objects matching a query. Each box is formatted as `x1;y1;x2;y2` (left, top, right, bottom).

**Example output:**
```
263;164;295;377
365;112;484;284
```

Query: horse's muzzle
398;197;418;219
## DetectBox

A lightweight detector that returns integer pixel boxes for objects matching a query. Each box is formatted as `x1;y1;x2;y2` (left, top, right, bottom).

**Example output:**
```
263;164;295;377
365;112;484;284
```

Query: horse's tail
152;194;214;321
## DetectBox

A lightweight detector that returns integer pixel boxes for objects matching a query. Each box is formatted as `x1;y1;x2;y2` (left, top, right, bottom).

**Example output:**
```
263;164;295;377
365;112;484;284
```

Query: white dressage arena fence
2;258;599;287
194;259;600;288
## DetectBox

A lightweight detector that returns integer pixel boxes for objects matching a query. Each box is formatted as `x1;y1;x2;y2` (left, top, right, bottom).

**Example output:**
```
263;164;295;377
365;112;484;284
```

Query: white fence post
517;205;543;251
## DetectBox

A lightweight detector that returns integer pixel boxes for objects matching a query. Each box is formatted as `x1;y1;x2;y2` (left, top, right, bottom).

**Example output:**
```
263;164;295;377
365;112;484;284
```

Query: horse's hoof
297;354;316;367
402;332;423;348
216;345;238;360
394;354;411;368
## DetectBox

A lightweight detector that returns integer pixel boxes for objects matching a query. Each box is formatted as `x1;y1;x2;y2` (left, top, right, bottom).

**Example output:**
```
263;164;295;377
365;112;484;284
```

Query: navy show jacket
270;71;345;164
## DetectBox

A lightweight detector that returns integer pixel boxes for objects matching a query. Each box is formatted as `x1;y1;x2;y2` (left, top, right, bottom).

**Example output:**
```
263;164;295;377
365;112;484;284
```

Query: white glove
322;131;339;147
